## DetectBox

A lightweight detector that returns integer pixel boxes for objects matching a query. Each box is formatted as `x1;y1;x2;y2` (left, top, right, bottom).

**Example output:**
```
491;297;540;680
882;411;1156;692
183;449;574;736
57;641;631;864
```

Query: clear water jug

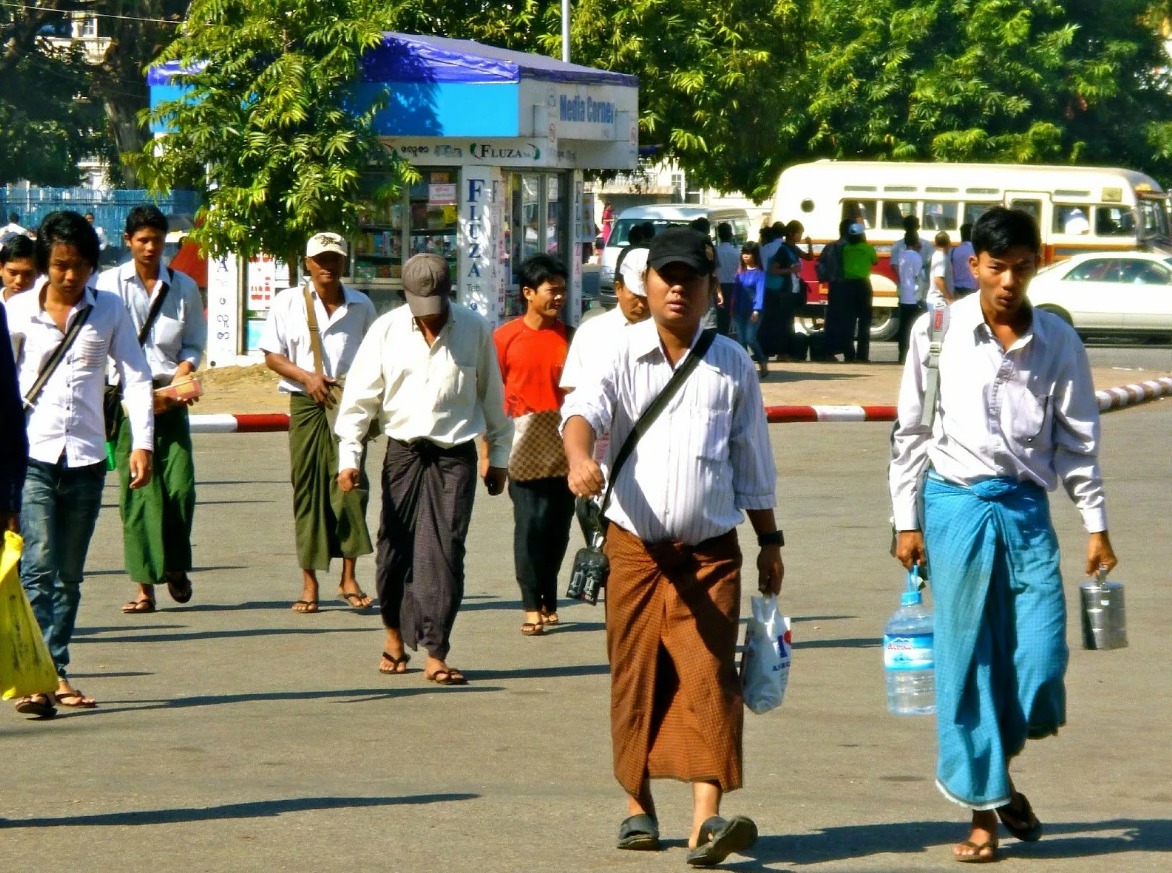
1080;567;1127;650
884;570;936;715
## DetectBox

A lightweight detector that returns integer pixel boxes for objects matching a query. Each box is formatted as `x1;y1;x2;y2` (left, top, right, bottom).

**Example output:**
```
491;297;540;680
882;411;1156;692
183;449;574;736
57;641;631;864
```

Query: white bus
769;160;1171;339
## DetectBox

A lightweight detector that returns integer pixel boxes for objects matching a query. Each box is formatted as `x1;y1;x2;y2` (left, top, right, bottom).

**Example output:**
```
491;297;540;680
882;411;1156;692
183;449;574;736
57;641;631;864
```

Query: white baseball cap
306;232;347;258
616;246;648;297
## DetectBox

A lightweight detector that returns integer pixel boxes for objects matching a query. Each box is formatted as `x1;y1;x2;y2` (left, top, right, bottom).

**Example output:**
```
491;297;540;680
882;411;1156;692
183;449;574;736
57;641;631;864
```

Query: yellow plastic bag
0;530;59;699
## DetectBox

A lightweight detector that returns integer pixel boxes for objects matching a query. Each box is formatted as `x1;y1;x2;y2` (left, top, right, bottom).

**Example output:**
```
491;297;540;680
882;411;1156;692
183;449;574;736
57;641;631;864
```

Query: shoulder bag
105;281;172;444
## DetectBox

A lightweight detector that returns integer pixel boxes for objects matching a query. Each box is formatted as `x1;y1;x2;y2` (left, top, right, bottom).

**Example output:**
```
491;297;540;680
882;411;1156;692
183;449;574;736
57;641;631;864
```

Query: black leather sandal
617;814;660;851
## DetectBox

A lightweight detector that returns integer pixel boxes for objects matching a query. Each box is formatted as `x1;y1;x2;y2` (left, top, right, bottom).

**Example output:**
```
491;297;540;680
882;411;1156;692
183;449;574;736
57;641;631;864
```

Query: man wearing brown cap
335;253;513;685
562;226;782;866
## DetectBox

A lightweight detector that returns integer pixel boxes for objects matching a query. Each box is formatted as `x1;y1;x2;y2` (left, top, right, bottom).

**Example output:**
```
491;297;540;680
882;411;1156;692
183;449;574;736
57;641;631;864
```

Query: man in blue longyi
889;208;1119;864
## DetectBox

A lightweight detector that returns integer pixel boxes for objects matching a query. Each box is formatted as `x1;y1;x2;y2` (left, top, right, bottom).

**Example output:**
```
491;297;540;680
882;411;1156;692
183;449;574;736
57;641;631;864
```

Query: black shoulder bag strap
137;280;171;347
599;328;717;514
22;304;94;409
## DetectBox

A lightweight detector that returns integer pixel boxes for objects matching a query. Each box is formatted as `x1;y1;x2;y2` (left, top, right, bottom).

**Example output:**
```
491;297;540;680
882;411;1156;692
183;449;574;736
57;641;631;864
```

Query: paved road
0;401;1169;872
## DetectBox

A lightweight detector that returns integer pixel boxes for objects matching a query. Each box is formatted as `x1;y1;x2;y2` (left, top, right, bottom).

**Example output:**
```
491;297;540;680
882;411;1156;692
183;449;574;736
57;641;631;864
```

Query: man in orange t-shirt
494;254;573;636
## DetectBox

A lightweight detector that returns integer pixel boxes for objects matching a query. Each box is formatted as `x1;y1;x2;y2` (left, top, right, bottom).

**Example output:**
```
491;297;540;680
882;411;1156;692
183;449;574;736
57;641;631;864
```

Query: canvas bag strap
919;304;950;428
600;328;717;514
302;286;325;376
137;280;171;347
23;304;94;409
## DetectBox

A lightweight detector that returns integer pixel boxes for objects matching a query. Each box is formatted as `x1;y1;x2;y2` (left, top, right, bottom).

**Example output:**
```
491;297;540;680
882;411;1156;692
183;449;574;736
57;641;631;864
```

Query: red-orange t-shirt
494;317;570;418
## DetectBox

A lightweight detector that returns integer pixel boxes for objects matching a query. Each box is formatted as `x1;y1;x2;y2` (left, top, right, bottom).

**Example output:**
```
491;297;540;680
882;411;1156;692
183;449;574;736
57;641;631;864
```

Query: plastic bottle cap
901;590;923;607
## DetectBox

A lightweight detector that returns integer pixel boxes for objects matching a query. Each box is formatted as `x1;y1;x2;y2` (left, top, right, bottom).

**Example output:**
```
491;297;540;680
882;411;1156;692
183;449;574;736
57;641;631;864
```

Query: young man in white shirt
335;254;513;686
1;234;38;307
563;227;782;866
98;205;208;614
1;211;27;241
260;232;377;614
927;231;955;308
890;207;1118;863
895;231;925;364
8;210;155;716
713;223;740;336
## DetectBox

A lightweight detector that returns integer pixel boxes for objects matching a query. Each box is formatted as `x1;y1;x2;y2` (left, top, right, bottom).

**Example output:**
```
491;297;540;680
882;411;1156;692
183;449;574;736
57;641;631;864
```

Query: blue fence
0;187;200;266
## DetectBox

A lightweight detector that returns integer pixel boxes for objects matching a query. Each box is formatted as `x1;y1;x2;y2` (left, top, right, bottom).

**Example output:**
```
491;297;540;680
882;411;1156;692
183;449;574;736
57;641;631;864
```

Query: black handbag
104;281;172;444
566;329;717;604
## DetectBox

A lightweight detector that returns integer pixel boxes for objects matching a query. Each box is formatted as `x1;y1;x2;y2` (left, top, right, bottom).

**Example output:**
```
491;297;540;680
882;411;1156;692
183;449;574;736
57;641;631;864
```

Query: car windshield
609;218;694;246
1137;198;1170;240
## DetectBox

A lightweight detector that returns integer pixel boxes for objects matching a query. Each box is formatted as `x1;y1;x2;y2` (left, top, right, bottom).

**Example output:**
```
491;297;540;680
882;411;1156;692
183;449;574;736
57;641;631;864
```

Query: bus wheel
870;308;899;342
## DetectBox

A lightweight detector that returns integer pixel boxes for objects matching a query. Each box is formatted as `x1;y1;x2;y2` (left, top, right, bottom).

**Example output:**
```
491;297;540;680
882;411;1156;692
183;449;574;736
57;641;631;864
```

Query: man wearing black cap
562;227;784;866
335;253;513;686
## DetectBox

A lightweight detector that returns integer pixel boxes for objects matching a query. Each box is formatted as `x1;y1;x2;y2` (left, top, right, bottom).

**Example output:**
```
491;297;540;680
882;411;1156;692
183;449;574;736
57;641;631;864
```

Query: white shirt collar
120;259;173;289
629;318;706;362
950;291;1043;352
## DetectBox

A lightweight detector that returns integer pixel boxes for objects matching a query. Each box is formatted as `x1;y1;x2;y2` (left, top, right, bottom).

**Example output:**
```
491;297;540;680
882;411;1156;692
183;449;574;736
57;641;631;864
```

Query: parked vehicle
1027;251;1172;339
770;160;1172;341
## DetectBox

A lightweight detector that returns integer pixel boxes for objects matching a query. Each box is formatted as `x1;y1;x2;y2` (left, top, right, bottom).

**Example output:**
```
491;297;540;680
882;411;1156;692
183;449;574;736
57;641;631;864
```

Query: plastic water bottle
884;570;936;715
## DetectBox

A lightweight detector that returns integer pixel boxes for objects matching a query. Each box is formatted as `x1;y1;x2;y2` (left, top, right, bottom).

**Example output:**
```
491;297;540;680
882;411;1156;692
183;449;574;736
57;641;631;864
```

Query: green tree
129;0;410;266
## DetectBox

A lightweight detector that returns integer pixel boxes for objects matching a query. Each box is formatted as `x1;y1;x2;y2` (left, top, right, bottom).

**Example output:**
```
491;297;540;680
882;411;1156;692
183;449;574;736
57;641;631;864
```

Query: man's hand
1086;530;1118;576
757;545;784;595
303;373;338;408
0;511;18;534
750;310;760;324
171;370;199;407
129;449;153;489
716;288;724;306
895;530;926;570
337;468;360;493
567;456;605;499
483;466;507;496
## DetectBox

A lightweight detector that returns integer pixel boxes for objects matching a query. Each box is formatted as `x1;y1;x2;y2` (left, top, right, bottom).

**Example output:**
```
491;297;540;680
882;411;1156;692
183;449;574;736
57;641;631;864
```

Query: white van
599;205;754;298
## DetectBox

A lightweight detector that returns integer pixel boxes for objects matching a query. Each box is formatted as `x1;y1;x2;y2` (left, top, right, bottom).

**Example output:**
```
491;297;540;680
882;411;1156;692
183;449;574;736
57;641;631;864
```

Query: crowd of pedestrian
0;204;1122;866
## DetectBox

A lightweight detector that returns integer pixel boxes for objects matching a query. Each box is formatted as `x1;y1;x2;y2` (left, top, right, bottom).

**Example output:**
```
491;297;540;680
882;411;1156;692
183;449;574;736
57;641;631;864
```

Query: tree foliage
129;0;411;264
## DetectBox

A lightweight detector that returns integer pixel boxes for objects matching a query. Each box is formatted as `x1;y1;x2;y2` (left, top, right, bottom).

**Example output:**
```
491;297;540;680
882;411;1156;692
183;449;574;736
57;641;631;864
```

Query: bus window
923;201;959;231
1137;199;1169;239
1053;206;1091;235
882;201;917;229
733;219;751;245
1095;206;1135;237
842;200;876;229
1009;199;1042;222
964;203;992;225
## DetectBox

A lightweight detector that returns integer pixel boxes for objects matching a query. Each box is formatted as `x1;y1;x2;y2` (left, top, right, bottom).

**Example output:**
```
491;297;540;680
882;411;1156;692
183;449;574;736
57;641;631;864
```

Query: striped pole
187;376;1172;434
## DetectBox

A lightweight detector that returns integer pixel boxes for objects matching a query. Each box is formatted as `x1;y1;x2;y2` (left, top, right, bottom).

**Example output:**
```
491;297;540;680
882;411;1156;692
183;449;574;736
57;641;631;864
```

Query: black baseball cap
647;226;716;275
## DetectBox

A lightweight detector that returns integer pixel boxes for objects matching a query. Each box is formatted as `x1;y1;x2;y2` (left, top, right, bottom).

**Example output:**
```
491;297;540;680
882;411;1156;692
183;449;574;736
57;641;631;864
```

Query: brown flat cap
401;253;451;317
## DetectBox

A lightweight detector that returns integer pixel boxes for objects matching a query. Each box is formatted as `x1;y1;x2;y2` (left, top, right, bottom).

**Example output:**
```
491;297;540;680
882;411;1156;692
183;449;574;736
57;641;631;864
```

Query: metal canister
1079;568;1127;650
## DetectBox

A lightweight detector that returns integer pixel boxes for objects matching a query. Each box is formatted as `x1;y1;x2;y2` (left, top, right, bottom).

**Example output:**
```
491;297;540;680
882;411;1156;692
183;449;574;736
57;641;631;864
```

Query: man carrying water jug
889;207;1118;864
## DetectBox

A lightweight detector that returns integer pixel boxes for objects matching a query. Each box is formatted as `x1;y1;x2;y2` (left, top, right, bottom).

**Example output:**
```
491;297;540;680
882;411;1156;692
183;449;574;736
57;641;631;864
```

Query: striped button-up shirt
562;319;776;545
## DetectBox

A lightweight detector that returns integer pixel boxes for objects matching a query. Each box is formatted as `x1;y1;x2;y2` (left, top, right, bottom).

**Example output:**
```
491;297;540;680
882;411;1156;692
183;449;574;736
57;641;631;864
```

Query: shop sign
428;183;457;205
385;137;553;168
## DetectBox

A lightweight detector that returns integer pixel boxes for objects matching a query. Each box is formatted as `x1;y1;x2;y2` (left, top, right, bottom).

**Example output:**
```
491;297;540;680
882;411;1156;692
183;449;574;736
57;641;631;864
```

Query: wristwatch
757;530;784;547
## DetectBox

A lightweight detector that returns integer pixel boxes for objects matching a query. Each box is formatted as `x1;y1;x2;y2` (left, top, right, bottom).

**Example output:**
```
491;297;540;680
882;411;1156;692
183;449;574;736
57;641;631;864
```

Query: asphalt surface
0;381;1169;872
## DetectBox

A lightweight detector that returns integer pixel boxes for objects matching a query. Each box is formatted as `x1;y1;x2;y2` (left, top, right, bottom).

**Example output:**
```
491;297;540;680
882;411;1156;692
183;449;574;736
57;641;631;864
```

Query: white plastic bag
740;595;791;714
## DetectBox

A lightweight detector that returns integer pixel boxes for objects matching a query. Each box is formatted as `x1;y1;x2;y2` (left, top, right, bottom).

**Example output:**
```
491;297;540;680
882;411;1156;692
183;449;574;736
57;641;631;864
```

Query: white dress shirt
335;302;514;472
890;294;1106;533
8;286;154;467
257;283;376;393
928;249;954;308
562;319;777;545
97;261;207;380
715;242;740;284
897;249;925;305
560;306;642;392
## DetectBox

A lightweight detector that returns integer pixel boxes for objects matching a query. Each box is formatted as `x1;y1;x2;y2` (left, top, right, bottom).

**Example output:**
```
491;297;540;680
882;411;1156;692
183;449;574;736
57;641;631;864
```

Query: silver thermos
1079;567;1127;650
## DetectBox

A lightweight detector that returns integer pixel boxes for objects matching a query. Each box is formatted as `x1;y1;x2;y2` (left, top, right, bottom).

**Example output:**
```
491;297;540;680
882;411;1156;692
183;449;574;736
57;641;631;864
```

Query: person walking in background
7;211;154;715
713;223;739;336
84;212;108;253
889;215;931;287
891;207;1118;863
839;223;878;362
335;254;513;686
768;220;814;360
818;219;851;360
1;235;38;307
98;206;207;614
259;232;377;614
688;217;721;332
601;202;615;245
928;231;955;308
951;223;978;298
562;226;782;865
895;231;926;364
730;243;768;377
1;212;26;242
495;254;575;636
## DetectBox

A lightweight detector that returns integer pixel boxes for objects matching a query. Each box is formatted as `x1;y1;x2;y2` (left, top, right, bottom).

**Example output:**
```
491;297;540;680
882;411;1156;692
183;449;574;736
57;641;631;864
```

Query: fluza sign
559;95;615;125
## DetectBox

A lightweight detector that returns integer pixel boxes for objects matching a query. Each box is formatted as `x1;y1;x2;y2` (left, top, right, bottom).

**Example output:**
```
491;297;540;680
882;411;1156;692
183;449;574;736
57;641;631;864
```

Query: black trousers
717;283;735;336
838;279;873;362
897;302;926;363
509;476;575;613
376;438;477;660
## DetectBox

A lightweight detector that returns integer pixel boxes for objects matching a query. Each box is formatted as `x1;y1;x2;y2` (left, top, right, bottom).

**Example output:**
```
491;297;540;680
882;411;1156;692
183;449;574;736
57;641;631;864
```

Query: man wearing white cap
335;253;513;685
259;232;377;614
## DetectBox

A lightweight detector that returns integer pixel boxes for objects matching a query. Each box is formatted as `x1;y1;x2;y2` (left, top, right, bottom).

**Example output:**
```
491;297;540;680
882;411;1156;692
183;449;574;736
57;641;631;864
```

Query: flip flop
291;600;319;614
954;840;999;863
54;690;97;709
14;695;56;719
686;816;758;867
540;612;559;626
521;622;544;636
122;597;155;614
166;575;193;604
379;652;410;675
997;792;1043;842
339;589;372;611
617;814;660;851
425;668;468;686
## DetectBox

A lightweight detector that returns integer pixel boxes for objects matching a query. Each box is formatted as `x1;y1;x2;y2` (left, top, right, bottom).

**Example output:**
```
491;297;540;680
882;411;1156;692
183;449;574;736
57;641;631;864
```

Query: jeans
20;458;106;677
732;311;766;364
509;476;576;614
